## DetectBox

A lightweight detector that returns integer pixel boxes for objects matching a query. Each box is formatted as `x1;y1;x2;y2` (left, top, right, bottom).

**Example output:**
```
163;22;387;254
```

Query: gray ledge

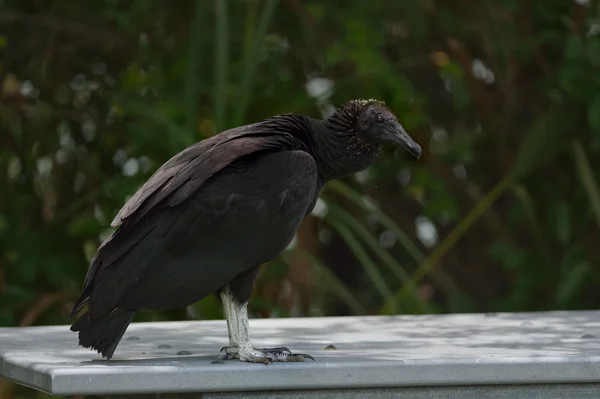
2;311;600;397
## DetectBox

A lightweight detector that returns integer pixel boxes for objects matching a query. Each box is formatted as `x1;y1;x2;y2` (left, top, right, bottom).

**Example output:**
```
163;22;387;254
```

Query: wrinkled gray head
313;98;422;182
354;99;422;158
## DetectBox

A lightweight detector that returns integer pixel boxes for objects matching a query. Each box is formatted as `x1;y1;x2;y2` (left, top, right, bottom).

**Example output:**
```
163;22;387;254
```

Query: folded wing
72;120;311;319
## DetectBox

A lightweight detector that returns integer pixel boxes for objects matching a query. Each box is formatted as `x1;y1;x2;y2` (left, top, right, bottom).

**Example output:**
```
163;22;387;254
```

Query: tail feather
71;307;135;360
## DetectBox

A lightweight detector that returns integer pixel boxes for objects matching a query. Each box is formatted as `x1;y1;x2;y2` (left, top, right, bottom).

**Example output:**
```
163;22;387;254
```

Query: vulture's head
355;100;422;159
316;98;422;180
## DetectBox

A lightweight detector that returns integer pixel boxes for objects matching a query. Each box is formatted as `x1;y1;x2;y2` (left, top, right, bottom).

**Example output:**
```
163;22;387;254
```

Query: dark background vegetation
2;0;600;397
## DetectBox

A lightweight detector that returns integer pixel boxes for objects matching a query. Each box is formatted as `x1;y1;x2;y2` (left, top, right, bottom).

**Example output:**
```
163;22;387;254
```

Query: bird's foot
218;344;314;364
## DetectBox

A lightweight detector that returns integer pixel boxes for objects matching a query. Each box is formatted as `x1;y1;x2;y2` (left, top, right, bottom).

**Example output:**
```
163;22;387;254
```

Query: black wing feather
111;124;306;227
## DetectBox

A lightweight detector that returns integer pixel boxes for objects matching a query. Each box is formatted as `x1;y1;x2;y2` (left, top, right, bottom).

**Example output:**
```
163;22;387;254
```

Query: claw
256;346;292;354
299;353;315;361
220;344;238;353
257;356;273;365
215;345;314;364
276;353;315;362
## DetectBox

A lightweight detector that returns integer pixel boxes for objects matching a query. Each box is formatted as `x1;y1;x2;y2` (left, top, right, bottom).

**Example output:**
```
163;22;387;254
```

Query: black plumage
70;99;421;363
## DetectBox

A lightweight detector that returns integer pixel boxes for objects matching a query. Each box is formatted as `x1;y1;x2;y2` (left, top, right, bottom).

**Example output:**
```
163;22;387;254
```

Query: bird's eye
376;114;385;125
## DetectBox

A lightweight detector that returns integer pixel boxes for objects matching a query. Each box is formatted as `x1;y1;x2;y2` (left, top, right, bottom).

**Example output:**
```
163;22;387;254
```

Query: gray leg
218;288;314;364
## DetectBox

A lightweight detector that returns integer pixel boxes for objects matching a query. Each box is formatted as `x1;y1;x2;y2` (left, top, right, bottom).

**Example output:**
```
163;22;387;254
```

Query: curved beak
384;121;422;159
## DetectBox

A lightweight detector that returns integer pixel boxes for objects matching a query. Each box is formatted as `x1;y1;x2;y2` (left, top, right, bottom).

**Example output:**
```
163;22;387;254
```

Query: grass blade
116;98;192;150
572;139;600;231
381;107;572;312
293;248;367;315
326;217;396;313
511;104;570;179
232;0;279;126
184;0;205;137
325;180;425;263
326;202;431;313
380;175;513;312
326;180;458;301
511;183;553;271
213;0;229;132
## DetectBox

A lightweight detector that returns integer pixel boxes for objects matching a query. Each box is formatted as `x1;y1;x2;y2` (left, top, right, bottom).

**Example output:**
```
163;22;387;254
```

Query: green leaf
325;180;425;264
556;261;589;306
565;34;584;61
84;240;99;263
0;214;8;236
66;213;101;238
587;96;600;133
0;311;15;327
326;217;395;312
511;184;553;270
572;140;600;231
232;0;279;126
423;195;460;223
194;294;225;320
392;176;512;309
294;248;366;315
261;258;288;281
588;38;600;67
326;203;432;313
550;200;571;244
487;241;528;270
184;0;206;138
213;0;230;132
2;283;36;304
115;97;192;150
511;104;570;178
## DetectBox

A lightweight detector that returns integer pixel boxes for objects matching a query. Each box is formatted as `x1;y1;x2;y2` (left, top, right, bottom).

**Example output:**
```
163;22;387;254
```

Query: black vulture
70;99;422;364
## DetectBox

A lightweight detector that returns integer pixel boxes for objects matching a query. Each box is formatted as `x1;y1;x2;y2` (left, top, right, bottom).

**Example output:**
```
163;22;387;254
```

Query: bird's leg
217;288;314;364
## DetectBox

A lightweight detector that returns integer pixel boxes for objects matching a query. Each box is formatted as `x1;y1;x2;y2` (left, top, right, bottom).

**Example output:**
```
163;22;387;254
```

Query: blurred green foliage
2;0;600;397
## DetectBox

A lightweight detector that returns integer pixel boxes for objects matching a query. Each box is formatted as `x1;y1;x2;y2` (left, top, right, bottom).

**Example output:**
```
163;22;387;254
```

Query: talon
299;353;315;361
220;344;238;353
282;353;314;362
216;352;232;361
277;346;292;354
257;346;291;354
218;345;313;364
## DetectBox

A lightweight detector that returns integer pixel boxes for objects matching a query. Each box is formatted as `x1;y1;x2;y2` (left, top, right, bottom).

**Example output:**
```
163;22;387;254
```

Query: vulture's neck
310;109;379;184
268;107;379;184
